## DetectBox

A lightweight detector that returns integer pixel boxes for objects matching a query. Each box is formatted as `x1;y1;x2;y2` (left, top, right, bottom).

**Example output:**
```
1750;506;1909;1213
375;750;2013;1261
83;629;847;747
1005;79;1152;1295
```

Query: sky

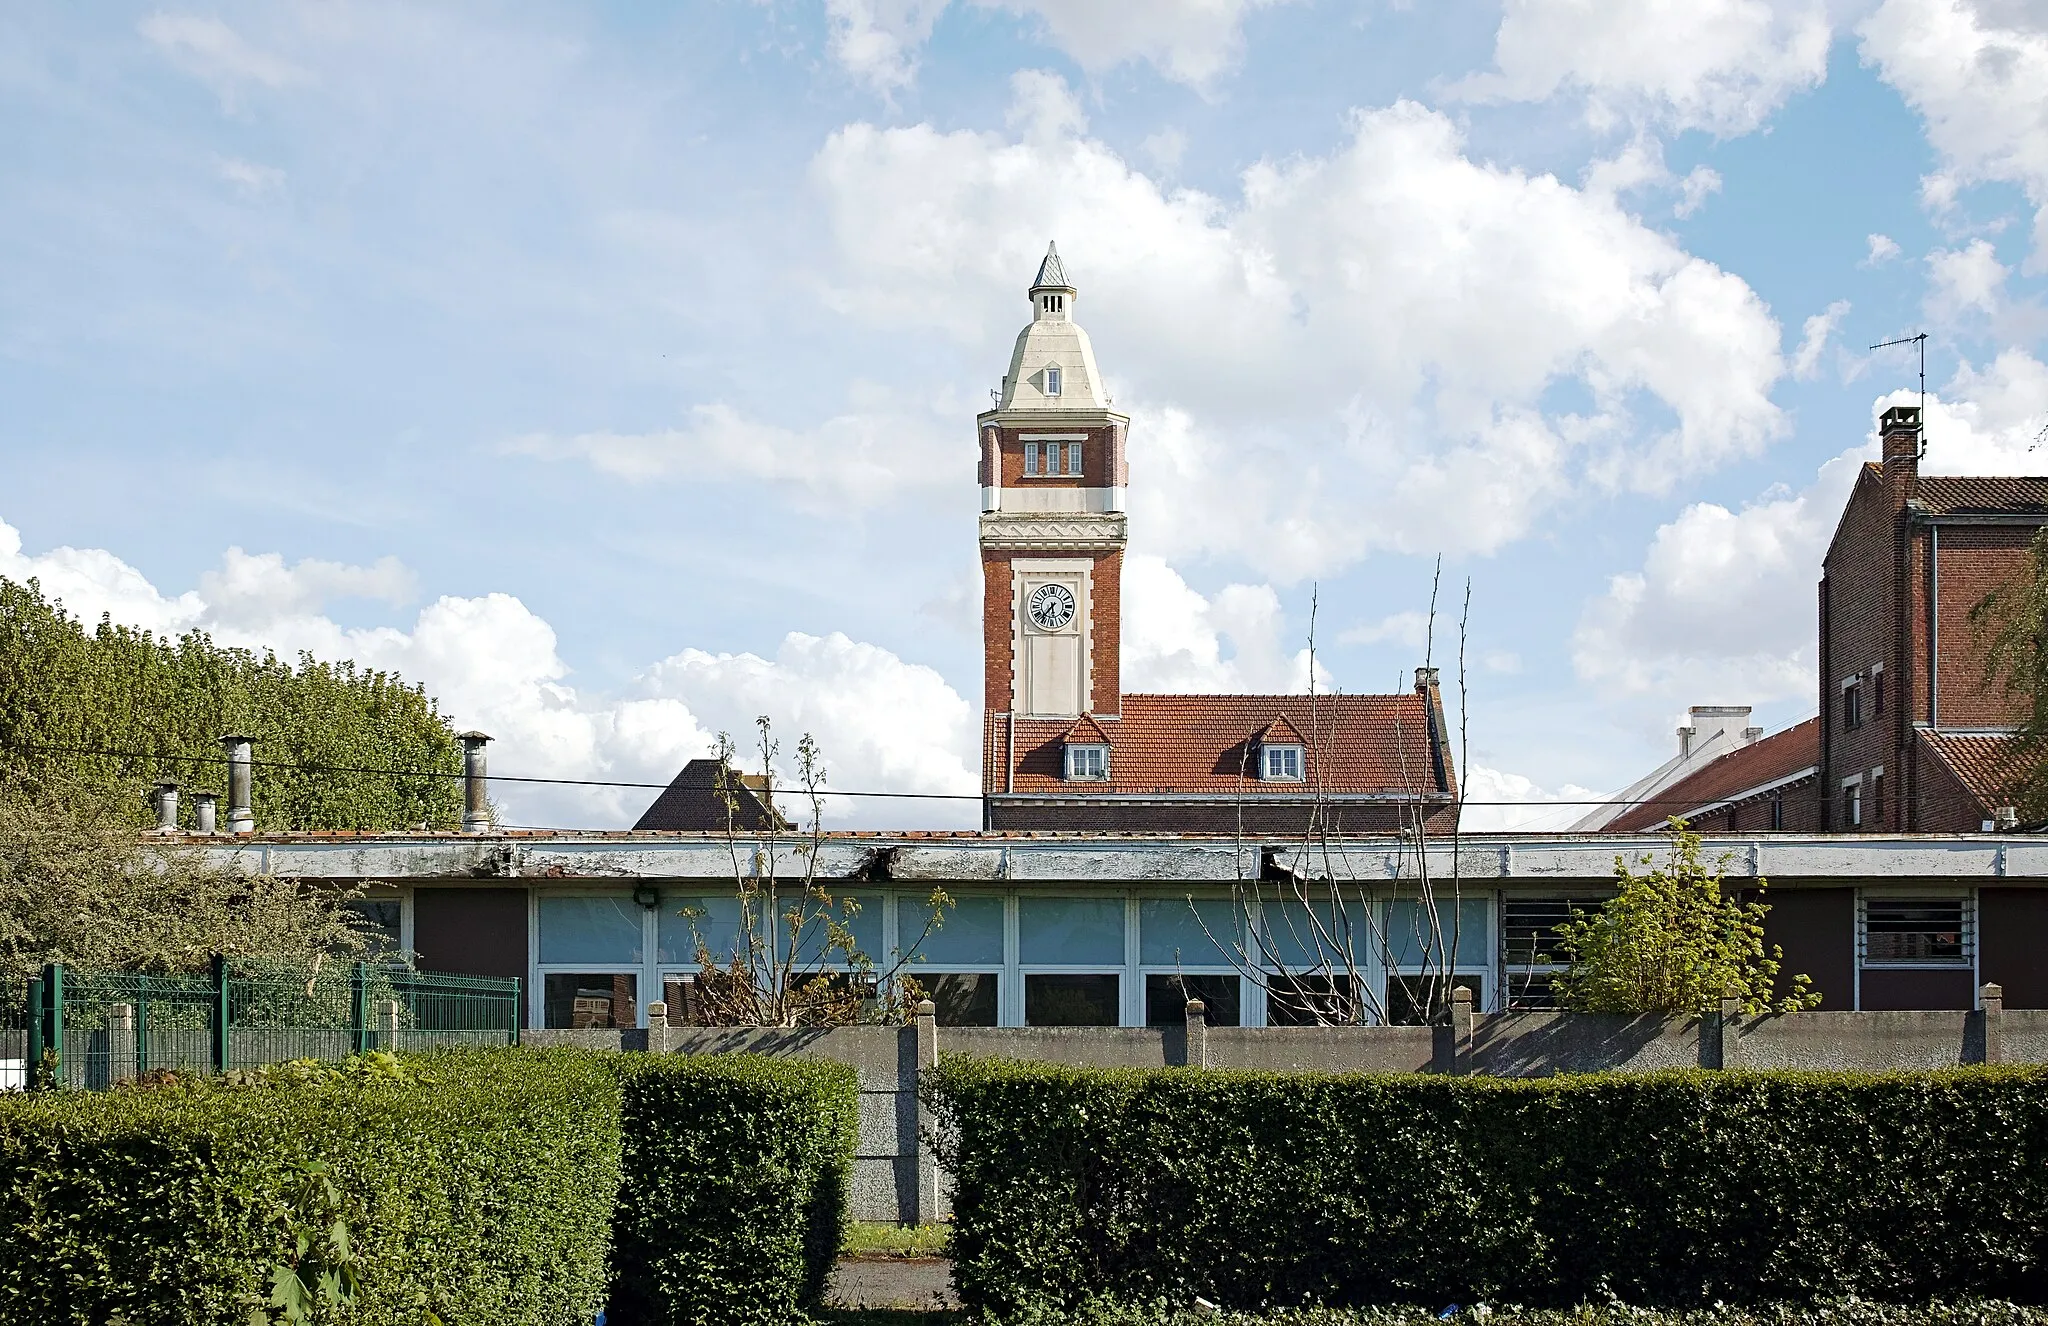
3;0;2047;832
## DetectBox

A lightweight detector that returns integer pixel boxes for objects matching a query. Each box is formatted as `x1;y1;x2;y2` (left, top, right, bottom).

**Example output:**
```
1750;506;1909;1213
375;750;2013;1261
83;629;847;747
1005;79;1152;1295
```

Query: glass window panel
1140;898;1244;967
1025;973;1117;1026
791;892;886;967
913;895;1005;966
1019;896;1125;966
1385;974;1483;1026
543;972;637;1029
1145;973;1241;1027
1266;973;1353;1026
1259;900;1358;971
538;896;645;966
922;973;999;1026
658;895;745;965
1385;898;1491;969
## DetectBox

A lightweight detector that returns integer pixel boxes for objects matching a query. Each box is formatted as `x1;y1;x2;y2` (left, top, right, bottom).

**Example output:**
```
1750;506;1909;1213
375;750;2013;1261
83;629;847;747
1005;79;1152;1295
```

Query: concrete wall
524;1001;2042;1223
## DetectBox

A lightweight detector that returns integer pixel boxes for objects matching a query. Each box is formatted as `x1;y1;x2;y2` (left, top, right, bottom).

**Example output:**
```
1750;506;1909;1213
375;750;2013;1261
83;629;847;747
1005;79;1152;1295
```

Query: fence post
135;976;150;1079
108;1004;136;1085
26;976;44;1092
211;954;230;1075
1975;982;2005;1065
509;977;523;1046
1183;998;1208;1069
913;998;939;1225
351;962;370;1057
43;963;63;1089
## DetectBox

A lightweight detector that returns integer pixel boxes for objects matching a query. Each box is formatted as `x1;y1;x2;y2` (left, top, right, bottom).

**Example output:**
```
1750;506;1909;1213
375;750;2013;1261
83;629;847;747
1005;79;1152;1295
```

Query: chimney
1995;806;2020;832
460;731;492;834
153;782;179;833
1677;725;1697;758
192;791;219;835
1880;405;1921;483
1681;706;1754;760
1413;668;1453;796
220;735;255;834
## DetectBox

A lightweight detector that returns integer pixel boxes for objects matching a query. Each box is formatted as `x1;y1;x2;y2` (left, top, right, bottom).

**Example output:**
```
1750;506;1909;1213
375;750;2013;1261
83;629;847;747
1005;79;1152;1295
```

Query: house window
1065;743;1109;781
1871;768;1886;821
1500;896;1606;1010
1843;677;1863;729
1023;442;1040;475
1045;366;1062;396
1262;744;1304;781
1770;795;1784;831
1020;896;1123;1026
1873;665;1886;717
1861;895;1972;966
1067;442;1082;475
1841;778;1862;828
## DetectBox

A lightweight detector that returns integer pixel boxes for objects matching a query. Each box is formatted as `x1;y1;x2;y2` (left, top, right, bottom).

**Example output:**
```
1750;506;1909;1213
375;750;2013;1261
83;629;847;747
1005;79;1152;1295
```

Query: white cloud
1865;232;1903;265
1674;165;1724;218
214;156;286;198
1141;127;1188;174
826;0;950;92
824;0;1289;91
1913;348;2048;473
506;390;957;507
1860;0;2048;264
0;515;979;829
139;13;304;97
1120;555;1323;693
812;79;1787;579
1339;610;1430;649
1459;764;1606;832
1792;298;1850;379
1452;0;1833;135
1925;237;2009;320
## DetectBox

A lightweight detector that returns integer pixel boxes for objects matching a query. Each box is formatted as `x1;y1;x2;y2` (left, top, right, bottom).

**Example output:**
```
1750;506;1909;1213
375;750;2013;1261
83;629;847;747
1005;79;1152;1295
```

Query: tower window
1067;442;1082;475
1842;676;1862;730
1045;366;1062;396
1024;442;1039;475
1042;294;1063;314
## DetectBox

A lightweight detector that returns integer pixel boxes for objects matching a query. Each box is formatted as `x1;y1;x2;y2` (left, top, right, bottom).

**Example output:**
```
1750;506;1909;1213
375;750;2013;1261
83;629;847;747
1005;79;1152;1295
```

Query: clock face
1027;582;1078;632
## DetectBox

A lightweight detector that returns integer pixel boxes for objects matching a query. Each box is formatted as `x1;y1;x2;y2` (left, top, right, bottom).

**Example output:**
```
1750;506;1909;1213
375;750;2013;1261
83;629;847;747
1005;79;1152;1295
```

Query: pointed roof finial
1030;241;1071;292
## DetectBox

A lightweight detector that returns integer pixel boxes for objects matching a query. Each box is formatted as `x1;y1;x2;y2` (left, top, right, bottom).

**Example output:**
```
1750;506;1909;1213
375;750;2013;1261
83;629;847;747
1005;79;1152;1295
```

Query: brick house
974;245;1456;833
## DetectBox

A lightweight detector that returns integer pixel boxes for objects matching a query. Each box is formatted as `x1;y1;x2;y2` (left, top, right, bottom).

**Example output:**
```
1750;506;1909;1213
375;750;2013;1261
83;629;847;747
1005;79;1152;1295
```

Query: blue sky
3;0;2046;830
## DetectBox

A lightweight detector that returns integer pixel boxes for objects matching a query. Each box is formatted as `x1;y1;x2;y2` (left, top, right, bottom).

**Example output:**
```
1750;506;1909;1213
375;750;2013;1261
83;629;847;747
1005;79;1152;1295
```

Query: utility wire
3;736;1824;812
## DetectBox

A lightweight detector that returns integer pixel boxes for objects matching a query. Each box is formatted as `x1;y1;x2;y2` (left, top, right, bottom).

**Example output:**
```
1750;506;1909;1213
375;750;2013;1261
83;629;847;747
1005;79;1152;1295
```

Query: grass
841;1222;951;1260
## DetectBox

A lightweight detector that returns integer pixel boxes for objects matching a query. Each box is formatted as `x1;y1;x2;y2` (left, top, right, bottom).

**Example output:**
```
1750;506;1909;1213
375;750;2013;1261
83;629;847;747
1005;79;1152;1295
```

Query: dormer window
1262;744;1304;781
1045;365;1062;396
1066;743;1109;781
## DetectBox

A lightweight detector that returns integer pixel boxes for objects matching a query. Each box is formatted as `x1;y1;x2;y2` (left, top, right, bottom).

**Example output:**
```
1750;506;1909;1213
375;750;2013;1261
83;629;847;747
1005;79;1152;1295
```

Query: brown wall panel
1858;967;1975;1011
413;887;529;1024
1761;888;1854;1010
1981;888;2048;1008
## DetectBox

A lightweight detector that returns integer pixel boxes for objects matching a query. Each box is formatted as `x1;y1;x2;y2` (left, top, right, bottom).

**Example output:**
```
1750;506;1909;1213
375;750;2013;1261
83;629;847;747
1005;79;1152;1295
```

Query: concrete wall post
1974;983;2004;1065
912;999;939;1225
1435;985;1475;1074
375;999;401;1040
108;1003;135;1084
1183;998;1208;1069
1709;996;1744;1070
646;1000;671;1055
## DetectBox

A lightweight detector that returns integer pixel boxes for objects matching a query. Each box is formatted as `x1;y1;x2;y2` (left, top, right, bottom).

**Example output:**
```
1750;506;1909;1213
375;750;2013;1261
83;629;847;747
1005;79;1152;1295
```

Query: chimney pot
192;791;218;835
153;781;179;833
459;731;492;834
1995;805;2020;832
220;735;255;834
1414;666;1440;690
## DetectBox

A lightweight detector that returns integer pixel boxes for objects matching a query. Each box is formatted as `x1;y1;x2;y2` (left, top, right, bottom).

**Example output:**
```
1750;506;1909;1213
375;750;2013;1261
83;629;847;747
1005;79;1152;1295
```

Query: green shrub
0;1047;622;1324
927;1059;2048;1321
609;1054;861;1326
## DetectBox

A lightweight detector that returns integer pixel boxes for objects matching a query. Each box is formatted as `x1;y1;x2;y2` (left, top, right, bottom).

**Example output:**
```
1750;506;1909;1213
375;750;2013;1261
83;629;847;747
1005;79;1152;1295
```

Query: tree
1553;823;1818;1016
0;576;462;831
1968;535;2048;819
0;770;373;982
674;716;950;1027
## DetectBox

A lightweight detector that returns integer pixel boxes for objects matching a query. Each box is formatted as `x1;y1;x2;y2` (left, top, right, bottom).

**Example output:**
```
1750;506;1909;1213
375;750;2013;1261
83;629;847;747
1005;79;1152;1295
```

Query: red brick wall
1931;524;2035;728
993;424;1118;486
1710;777;1823;832
1093;549;1122;715
1915;735;1991;832
1820;464;1904;829
980;548;1122;715
981;553;1015;712
987;798;1460;835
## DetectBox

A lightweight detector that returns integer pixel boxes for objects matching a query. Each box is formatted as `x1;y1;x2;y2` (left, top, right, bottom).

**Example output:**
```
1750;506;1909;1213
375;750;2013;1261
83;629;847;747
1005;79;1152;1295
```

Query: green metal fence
10;958;520;1090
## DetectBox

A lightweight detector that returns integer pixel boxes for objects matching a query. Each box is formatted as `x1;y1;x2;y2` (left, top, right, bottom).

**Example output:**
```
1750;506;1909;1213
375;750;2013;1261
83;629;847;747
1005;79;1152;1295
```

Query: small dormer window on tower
1045;365;1062;397
1041;293;1064;314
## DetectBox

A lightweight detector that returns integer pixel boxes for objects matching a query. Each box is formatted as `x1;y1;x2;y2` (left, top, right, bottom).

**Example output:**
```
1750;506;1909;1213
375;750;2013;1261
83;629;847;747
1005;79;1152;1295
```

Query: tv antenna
1870;331;1928;458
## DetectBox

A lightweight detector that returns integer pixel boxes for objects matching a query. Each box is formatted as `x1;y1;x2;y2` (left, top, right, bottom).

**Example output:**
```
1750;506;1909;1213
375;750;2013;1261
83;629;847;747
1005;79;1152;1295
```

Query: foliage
0;576;463;831
0;1048;622;1325
841;1223;951;1260
608;1052;861;1326
683;717;949;1027
1969;539;2048;820
1553;826;1817;1016
925;1057;2048;1322
872;1305;2048;1326
0;771;374;982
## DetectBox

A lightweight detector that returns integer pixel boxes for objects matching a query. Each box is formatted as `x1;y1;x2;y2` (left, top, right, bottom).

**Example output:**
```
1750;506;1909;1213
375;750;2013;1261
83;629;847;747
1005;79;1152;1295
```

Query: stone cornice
979;512;1128;550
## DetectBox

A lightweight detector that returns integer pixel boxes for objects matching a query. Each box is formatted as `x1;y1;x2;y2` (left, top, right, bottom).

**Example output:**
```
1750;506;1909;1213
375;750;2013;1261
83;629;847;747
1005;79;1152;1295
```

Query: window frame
1065;742;1110;781
1858;891;1974;969
1842;675;1863;730
1044;365;1062;397
1499;894;1610;1012
1841;775;1863;828
1261;743;1305;782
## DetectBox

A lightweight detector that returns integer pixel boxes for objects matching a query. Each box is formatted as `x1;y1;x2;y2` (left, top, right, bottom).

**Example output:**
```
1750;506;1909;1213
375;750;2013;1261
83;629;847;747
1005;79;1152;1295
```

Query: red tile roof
1915;477;2048;516
984;693;1452;798
1918;731;2023;811
1604;718;1819;832
1063;715;1114;745
1260;715;1307;746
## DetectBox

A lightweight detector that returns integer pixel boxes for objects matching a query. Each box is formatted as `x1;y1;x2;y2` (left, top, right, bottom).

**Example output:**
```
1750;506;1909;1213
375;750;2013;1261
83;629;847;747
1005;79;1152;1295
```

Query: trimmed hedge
0;1047;622;1324
927;1059;2048;1320
955;1305;2048;1326
608;1053;860;1326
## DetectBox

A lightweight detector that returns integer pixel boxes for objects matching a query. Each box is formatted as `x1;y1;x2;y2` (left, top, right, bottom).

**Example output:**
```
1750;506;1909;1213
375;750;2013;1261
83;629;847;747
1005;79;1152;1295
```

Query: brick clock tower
979;243;1129;722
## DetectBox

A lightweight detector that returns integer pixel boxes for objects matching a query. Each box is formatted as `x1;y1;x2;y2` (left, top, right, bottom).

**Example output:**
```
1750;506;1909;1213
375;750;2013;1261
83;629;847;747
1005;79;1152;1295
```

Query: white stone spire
1000;241;1105;410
